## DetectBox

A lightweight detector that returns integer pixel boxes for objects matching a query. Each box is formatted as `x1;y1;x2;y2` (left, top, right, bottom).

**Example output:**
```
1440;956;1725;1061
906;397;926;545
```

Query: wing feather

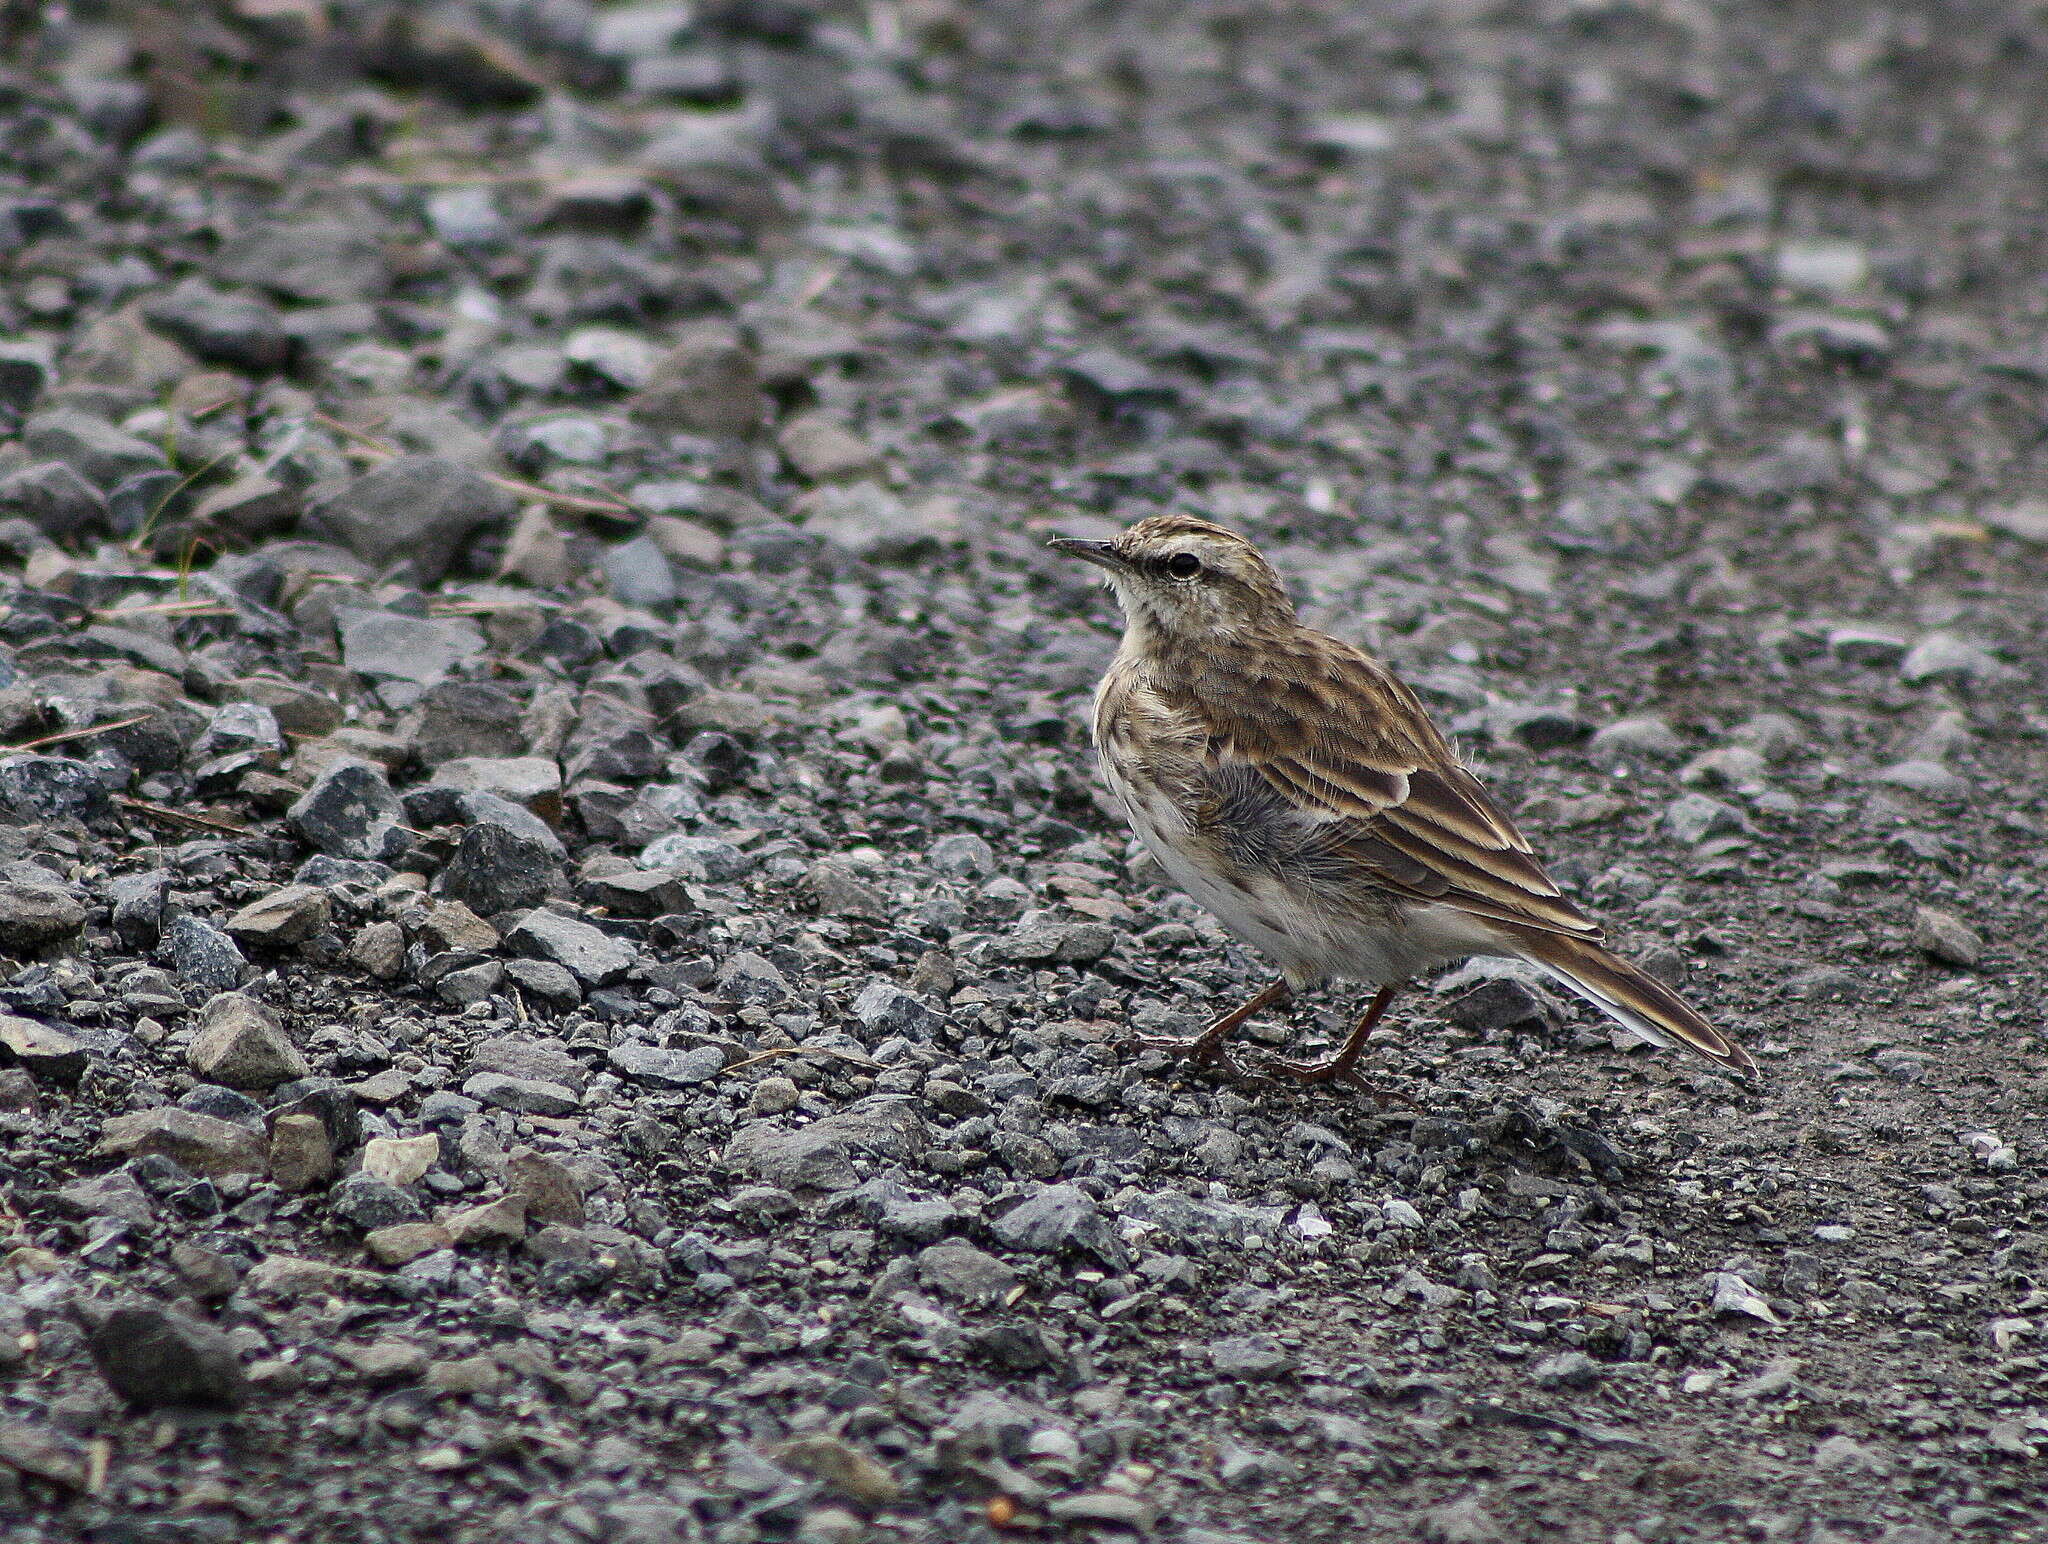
1166;635;1601;940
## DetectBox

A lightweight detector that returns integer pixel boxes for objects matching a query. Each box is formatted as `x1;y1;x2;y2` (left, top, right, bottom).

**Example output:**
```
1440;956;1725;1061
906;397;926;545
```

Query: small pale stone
441;1193;527;1246
365;1223;453;1266
223;884;331;946
350;920;406;979
360;1133;440;1186
1911;906;1983;968
187;992;308;1090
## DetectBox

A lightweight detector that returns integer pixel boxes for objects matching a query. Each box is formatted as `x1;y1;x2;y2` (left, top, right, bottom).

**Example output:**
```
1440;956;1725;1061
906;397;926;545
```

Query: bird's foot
1127;1031;1245;1077
1263;1053;1420;1109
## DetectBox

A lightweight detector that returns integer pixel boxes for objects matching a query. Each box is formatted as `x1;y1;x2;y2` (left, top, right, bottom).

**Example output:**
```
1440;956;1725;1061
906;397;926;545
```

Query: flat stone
242;1253;382;1300
772;1433;900;1508
97;1107;267;1176
79;1302;245;1408
1898;633;2011;687
187;992;308;1090
1874;760;1967;801
338;609;487;689
1207;1334;1294;1381
504;910;636;986
337;1339;429;1383
795;481;951;562
441;1192;527;1246
579;866;693;917
0;1421;89;1489
433;757;562;817
360;1133;440;1186
0;1015;88;1083
463;1071;580;1117
54;1170;155;1226
725;1097;928;1192
917;1243;1019;1308
607;1042;727;1087
364;1223;453;1266
466;1033;584;1090
224;884;332;946
1827;625;1910;668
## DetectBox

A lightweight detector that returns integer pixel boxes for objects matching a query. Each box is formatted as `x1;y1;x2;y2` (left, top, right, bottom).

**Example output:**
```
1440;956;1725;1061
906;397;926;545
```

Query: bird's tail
1503;928;1757;1076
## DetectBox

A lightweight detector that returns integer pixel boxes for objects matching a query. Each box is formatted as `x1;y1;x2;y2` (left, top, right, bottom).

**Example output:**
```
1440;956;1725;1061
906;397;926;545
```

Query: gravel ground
0;2;2044;1540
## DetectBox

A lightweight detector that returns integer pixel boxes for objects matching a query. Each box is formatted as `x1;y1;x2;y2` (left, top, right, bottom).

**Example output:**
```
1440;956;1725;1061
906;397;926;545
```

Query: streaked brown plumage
1051;515;1756;1083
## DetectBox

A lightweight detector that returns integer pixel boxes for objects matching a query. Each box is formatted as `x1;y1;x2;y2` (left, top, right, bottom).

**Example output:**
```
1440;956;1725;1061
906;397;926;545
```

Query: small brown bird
1051;515;1755;1084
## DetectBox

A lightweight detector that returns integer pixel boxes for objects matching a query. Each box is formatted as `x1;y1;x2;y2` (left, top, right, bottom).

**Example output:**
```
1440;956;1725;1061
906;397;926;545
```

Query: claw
1263;1052;1422;1110
1126;1031;1246;1077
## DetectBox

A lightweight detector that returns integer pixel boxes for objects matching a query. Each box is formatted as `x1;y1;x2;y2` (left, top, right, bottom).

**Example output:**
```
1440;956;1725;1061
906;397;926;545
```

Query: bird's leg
1267;983;1405;1093
1131;978;1290;1073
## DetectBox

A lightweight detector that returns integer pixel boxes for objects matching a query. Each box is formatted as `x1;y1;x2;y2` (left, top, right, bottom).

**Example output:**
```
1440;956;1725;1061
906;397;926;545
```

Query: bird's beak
1048;536;1127;571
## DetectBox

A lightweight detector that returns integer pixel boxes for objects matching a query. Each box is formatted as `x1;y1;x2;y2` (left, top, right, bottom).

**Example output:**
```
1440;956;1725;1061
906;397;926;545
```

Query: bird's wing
1172;635;1603;940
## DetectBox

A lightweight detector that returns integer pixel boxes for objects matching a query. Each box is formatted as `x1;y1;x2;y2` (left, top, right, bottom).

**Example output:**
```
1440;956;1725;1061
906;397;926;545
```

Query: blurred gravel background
0;2;2044;1541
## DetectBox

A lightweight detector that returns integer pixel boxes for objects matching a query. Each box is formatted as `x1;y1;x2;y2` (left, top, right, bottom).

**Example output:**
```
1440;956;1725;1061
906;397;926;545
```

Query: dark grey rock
1207;1334;1294;1381
916;1243;1019;1308
725;1097;928;1191
319;456;519;583
716;950;792;1005
503;957;582;1007
0;461;109;540
504;911;636;986
463;1071;580;1116
330;1173;426;1231
851;980;944;1040
1531;1351;1604;1388
142;278;292;371
0;755;112;825
607;1042;727;1087
164;915;247;994
289;761;408;861
0;870;88;952
79;1301;246;1407
436;822;560;914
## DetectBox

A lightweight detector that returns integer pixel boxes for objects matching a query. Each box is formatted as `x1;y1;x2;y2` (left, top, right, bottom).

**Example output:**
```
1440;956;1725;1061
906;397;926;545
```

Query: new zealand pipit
1051;516;1755;1084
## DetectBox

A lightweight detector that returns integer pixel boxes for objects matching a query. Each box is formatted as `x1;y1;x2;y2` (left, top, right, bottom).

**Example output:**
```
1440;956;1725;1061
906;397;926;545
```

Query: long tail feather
1504;928;1757;1076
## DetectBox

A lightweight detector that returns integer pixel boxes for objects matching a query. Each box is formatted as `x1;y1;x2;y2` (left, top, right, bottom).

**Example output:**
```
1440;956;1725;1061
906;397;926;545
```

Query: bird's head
1050;515;1296;642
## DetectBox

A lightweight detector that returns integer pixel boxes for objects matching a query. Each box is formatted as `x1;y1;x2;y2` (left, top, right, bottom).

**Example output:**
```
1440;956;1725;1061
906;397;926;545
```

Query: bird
1049;514;1756;1086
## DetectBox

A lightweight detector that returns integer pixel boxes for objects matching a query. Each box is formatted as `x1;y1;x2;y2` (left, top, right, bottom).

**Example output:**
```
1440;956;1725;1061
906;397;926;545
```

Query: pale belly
1105;760;1508;988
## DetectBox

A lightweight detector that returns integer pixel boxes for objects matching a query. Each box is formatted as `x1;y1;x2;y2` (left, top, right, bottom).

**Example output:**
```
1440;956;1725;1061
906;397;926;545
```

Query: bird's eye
1165;552;1203;579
